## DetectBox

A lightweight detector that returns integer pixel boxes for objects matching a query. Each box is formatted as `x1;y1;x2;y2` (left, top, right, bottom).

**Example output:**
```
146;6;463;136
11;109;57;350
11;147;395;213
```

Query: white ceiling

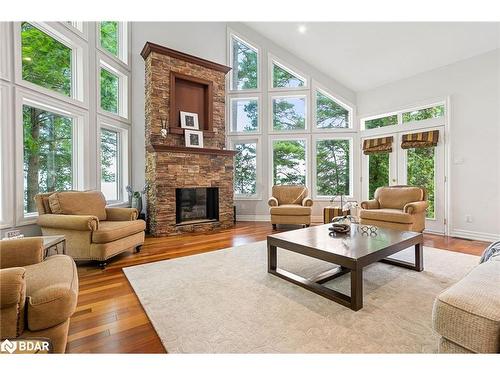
246;22;500;92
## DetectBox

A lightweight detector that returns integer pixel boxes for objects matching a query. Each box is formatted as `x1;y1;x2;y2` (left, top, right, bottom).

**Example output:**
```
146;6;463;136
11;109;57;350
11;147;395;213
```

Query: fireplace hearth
176;187;219;225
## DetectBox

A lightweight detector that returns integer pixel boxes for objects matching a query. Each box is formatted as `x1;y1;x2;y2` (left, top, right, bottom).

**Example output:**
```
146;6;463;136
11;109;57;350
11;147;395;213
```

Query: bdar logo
1;339;17;354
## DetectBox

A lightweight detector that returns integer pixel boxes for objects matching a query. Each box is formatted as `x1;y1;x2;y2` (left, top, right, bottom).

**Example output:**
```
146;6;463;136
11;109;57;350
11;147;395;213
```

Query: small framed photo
180;111;199;130
185;130;204;148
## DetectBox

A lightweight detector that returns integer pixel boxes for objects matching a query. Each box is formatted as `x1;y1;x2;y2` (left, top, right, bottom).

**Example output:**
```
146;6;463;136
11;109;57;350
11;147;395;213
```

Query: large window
100;128;120;201
272;139;307;185
272;95;307;131
23;104;74;214
100;67;119;114
233;141;257;197
315;139;351;197
364;114;398;130
230;35;258;91
100;22;119;57
315;90;350;129
230;97;259;133
21;22;72;97
402;105;444;123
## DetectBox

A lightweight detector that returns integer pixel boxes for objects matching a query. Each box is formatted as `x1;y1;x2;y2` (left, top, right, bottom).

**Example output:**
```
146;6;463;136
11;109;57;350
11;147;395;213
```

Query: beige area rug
123;241;479;353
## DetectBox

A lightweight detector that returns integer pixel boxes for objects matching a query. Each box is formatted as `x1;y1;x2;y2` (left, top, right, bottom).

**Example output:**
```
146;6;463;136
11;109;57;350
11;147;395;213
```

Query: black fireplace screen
175;187;219;224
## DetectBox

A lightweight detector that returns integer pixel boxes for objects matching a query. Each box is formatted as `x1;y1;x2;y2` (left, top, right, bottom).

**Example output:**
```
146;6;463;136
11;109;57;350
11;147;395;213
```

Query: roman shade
362;136;394;155
401;130;439;149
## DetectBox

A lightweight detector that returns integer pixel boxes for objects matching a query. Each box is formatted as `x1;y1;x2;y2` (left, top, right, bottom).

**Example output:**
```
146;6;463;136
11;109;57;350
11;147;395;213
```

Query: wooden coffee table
267;224;423;311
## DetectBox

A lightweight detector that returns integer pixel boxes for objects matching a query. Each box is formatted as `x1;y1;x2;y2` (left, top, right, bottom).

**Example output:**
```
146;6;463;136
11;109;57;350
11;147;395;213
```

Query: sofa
359;185;428;232
0;237;78;353
268;185;313;229
35;190;145;267
432;253;500;353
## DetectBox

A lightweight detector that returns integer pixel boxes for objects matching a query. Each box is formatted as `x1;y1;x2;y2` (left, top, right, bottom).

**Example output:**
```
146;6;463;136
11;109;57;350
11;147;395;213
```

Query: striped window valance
362;136;394;155
401;130;439;149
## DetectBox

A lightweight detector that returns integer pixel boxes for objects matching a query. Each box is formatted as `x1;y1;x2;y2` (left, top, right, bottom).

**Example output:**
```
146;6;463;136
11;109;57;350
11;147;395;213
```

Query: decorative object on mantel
180;111;199;130
185;129;204;148
160;117;168;138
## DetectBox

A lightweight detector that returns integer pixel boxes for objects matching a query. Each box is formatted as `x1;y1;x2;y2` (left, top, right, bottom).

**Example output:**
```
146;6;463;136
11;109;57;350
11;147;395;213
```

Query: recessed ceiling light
298;25;307;34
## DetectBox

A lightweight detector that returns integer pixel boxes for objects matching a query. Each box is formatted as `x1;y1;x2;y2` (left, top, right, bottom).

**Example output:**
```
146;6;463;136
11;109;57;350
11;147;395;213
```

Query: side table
323;206;350;224
42;235;66;258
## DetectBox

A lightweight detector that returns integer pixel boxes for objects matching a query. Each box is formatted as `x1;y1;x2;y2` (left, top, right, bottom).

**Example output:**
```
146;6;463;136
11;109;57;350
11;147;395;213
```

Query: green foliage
273;140;306;185
316;140;350;196
100;21;119;57
316;92;348;129
407;147;435;218
100;68;119;113
368;153;389;199
402;105;444;123
365;115;398;130
100;129;118;183
21;22;72;96
272;97;305;131
234;143;257;195
23;105;73;213
272;64;304;88
232;38;257;90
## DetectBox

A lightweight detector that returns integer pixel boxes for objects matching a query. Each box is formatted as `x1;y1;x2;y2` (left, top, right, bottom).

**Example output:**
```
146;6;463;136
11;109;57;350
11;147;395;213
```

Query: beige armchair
268;185;313;229
359;185;428;232
35;191;145;268
0;237;78;353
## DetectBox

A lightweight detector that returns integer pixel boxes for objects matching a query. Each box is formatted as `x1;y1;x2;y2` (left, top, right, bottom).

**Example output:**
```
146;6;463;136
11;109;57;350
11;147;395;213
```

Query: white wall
131;22;357;221
357;49;500;241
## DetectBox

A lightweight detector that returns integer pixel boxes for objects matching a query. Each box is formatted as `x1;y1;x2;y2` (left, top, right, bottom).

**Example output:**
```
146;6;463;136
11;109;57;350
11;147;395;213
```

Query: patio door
361;127;446;234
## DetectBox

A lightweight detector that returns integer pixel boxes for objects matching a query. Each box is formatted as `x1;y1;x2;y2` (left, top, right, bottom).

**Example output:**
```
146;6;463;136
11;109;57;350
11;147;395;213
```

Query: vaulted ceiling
246;22;500;92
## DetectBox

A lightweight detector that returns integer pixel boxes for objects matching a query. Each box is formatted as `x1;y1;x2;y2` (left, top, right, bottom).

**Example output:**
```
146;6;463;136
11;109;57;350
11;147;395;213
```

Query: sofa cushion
432;260;500;353
376;186;424;209
24;255;78;331
270;204;312;216
92;220;146;244
359;208;414;224
48;191;107;221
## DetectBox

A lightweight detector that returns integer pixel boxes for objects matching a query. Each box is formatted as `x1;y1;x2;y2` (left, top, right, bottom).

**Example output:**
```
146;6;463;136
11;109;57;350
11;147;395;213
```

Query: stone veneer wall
143;45;234;236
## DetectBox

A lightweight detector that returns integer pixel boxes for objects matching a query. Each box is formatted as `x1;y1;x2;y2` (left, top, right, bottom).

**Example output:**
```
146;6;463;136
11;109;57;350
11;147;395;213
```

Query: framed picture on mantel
185;130;204;148
180;111;200;130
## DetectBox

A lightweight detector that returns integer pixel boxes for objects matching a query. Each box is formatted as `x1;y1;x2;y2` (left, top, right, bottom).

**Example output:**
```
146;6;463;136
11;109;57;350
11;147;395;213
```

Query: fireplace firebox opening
175;187;219;225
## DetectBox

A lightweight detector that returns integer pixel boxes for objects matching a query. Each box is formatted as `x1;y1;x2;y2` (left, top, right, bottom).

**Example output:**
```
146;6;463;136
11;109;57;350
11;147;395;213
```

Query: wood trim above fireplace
141;42;231;73
147;144;237;156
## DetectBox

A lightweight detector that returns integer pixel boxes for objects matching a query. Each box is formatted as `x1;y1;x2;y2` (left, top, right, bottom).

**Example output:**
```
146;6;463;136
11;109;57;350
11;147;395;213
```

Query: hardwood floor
67;221;490;353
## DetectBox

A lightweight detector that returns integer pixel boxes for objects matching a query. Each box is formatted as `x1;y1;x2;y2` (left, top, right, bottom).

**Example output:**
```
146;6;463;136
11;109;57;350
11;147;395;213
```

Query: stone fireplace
141;42;235;236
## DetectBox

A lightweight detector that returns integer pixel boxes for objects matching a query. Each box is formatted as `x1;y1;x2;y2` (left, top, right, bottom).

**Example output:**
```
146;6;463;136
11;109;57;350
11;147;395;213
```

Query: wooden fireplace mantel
147;144;237;156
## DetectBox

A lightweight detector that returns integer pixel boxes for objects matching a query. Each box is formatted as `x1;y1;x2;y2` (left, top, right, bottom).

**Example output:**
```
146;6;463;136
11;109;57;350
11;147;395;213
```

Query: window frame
227;30;261;94
312;82;354;133
227;94;262;135
97;22;130;67
269;91;310;134
268;54;309;92
0;22;12;82
14;87;88;225
229;136;262;200
13;21;89;108
97;52;130;122
98;117;130;205
0;82;14;228
63;22;89;40
312;134;354;201
269;134;310;193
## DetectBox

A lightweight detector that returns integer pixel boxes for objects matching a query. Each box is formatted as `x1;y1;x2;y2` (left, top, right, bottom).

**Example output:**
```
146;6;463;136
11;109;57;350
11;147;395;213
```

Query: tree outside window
273;140;306;185
316;91;349;129
316;139;350;196
234;143;257;196
21;22;72;97
100;128;119;201
402;105;444;123
272;63;305;88
272;96;306;131
100;21;119;57
364;115;398;130
23;105;73;213
100;68;119;114
231;37;258;90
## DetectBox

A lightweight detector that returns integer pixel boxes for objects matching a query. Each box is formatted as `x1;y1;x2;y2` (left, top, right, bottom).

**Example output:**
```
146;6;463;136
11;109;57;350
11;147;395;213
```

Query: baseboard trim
236;215;270;222
449;229;500;242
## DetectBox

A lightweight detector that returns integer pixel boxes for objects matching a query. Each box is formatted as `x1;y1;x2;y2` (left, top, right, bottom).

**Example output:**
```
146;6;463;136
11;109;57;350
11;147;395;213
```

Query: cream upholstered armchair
359;185;428;232
0;237;78;353
35;190;145;268
268;185;313;229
